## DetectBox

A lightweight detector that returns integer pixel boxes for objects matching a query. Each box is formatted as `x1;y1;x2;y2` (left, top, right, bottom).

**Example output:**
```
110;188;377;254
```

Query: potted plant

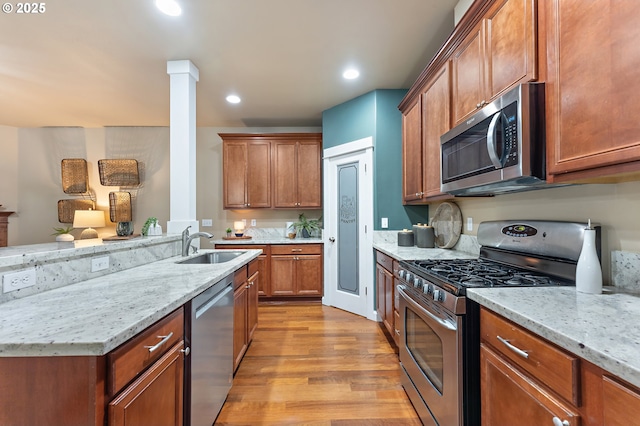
292;213;321;238
141;217;157;236
226;227;233;237
52;226;74;242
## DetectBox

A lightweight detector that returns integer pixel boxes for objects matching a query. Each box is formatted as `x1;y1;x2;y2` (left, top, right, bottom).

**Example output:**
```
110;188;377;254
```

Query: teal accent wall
322;89;429;230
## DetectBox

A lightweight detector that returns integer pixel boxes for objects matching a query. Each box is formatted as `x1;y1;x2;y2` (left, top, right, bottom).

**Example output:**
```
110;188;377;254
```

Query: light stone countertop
467;287;640;389
212;237;323;245
0;248;261;357
373;242;478;261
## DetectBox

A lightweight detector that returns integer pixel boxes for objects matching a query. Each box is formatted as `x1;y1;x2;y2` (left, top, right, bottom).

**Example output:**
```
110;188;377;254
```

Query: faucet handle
182;225;191;237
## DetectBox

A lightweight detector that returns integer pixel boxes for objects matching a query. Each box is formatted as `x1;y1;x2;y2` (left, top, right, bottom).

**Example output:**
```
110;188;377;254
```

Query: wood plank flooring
215;303;421;425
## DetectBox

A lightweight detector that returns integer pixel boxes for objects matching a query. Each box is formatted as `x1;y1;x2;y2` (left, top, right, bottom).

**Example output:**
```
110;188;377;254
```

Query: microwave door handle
486;112;503;169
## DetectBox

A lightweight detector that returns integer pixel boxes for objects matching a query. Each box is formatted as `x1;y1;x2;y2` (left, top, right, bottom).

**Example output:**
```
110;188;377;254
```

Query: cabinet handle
144;332;174;353
497;335;529;359
395;329;400;336
291;248;303;252
552;417;570;426
181;347;191;356
247;203;251;207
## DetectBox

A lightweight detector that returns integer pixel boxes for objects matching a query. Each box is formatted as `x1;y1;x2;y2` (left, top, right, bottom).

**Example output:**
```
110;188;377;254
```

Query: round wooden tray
431;201;462;249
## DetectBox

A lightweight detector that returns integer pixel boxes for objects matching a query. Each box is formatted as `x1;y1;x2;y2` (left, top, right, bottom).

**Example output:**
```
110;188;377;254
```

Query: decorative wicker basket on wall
61;159;89;194
57;199;95;223
109;192;132;222
98;159;140;187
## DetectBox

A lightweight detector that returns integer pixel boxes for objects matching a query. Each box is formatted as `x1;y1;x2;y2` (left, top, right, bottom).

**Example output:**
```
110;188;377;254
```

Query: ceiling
0;0;460;128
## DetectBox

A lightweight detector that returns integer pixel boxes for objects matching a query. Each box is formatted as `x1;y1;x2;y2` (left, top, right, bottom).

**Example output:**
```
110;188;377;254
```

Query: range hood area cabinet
400;0;538;204
220;133;322;210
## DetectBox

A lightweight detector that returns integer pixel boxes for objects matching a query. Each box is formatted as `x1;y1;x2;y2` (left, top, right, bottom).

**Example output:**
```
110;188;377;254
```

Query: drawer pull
497;335;529;359
144;332;174;353
181;347;191;356
291;248;303;252
552;417;569;426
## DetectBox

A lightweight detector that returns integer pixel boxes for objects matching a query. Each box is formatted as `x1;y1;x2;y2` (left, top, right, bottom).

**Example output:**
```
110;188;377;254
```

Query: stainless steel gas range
396;220;601;426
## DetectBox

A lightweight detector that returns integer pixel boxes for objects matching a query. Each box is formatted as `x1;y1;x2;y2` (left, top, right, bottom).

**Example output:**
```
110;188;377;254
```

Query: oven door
398;284;463;426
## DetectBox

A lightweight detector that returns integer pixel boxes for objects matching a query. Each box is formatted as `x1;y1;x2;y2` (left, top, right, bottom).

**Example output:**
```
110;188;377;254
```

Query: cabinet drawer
480;308;579;405
271;244;322;255
603;375;640;425
375;250;393;271
107;307;184;396
248;258;259;276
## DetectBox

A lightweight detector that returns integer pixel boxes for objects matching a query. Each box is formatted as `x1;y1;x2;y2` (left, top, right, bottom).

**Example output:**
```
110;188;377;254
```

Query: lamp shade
233;221;245;231
73;210;105;239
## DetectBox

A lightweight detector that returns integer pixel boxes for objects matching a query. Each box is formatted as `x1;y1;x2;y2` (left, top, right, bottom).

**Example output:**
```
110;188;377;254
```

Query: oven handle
397;285;456;331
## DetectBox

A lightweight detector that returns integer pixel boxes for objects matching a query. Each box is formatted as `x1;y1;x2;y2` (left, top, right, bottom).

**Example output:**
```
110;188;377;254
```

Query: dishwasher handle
195;284;233;319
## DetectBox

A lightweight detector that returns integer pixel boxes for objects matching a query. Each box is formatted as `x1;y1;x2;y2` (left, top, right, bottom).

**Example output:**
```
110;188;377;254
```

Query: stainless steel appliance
440;83;546;196
185;274;234;426
397;220;600;425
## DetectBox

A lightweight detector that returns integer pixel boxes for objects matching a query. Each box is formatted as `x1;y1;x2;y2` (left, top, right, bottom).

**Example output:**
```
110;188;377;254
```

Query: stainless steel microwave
440;83;546;196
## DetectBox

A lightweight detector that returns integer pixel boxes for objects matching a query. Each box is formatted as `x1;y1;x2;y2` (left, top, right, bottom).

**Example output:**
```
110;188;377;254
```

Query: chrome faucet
182;226;214;256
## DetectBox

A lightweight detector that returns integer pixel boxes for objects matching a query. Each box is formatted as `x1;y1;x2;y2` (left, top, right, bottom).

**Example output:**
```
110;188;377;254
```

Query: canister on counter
415;224;435;248
397;229;414;246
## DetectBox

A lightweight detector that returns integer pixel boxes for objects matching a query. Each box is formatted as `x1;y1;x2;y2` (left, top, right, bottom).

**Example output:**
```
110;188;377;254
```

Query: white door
323;137;375;320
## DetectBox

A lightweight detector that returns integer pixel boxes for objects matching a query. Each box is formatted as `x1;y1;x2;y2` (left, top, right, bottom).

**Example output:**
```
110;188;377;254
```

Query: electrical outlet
91;256;109;272
467;217;473;231
3;268;37;293
202;219;213;227
251;219;256;227
381;218;389;229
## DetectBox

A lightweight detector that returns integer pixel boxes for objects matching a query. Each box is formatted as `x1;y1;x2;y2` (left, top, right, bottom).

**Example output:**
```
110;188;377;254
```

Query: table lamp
233;221;245;237
73;209;105;239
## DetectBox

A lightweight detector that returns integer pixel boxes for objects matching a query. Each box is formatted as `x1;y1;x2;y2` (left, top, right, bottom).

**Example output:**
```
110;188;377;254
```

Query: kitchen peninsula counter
0;248;261;357
468;286;640;389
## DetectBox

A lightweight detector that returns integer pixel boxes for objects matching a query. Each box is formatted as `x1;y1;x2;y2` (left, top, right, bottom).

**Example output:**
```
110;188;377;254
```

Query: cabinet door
295;254;323;296
485;0;537;99
233;285;248;371
481;344;579;426
402;96;424;203
603;376;640;426
383;267;394;337
109;341;184;426
452;21;486;124
270;255;296;296
545;0;640;180
296;139;322;208
256;254;269;297
376;264;386;325
422;62;452;200
247;271;259;342
223;141;248;209
272;142;298;208
246;141;271;208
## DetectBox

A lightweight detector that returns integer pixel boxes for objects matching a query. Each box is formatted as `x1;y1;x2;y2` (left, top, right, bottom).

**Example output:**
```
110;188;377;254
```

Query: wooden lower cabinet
481;343;579;426
375;250;397;345
108;340;185;426
480;306;640;426
270;244;323;297
233;260;259;372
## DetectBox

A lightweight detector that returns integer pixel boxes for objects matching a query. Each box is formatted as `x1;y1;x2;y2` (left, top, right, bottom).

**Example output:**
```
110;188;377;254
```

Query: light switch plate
251;219;256;226
381;218;389;229
467;217;473;231
202;219;213;227
91;256;109;272
3;268;37;293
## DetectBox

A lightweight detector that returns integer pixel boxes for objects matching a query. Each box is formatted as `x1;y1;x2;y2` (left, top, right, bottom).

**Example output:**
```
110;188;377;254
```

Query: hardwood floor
215;303;421;425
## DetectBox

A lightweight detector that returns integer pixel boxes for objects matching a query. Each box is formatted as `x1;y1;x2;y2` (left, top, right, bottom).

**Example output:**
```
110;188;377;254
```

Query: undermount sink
177;251;244;265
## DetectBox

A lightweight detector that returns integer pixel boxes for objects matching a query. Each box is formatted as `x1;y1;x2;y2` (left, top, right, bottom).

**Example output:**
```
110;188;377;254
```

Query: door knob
329;237;336;242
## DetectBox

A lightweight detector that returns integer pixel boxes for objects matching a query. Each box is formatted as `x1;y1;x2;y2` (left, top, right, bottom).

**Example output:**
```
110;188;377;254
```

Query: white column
166;60;199;236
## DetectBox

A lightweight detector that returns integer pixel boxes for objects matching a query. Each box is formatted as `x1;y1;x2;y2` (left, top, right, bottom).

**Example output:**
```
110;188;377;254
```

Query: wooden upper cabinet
402;96;423;202
544;0;640;182
452;0;537;125
221;136;271;209
272;135;322;209
422;62;452;200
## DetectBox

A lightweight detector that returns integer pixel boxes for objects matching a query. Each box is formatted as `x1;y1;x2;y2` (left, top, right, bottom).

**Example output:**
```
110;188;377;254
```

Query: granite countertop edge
0;248;262;357
212;237;323;245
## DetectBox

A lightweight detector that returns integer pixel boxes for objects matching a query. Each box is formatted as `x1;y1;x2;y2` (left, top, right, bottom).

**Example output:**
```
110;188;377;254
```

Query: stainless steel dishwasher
185;273;234;426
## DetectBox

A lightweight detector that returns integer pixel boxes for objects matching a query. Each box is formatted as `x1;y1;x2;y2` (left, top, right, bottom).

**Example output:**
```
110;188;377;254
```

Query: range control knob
433;289;445;302
424;284;434;295
413;277;422;288
405;272;413;282
398;270;406;280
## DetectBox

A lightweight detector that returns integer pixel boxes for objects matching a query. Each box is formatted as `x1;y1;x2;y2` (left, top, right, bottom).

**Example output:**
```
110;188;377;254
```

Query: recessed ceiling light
343;69;360;80
155;0;182;16
226;95;241;104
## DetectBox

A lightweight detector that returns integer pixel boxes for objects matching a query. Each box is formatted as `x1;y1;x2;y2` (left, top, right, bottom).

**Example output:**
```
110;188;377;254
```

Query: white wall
454;0;475;25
